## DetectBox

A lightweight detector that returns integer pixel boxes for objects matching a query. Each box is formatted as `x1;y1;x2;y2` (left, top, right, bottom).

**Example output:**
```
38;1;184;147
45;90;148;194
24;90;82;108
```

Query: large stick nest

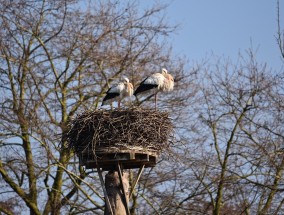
67;107;173;156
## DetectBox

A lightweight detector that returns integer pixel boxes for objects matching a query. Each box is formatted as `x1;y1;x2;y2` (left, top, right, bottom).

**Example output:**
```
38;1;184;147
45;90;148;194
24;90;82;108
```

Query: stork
134;68;174;110
101;77;134;108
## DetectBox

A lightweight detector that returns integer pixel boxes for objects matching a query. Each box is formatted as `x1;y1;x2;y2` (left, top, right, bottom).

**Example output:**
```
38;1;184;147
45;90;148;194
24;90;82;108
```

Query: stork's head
123;77;130;83
162;68;168;74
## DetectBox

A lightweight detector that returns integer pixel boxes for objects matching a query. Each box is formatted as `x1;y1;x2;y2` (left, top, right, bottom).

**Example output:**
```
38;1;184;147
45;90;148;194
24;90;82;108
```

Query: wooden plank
79;149;158;157
130;152;135;160
80;151;158;170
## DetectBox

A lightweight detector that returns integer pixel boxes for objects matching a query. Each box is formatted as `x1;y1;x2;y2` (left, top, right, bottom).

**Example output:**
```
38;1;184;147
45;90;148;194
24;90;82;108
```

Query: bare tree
276;0;284;60
1;1;284;215
158;52;284;215
0;0;191;214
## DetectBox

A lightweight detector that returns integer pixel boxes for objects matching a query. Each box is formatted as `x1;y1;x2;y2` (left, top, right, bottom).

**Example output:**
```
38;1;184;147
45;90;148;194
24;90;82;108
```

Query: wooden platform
79;150;158;170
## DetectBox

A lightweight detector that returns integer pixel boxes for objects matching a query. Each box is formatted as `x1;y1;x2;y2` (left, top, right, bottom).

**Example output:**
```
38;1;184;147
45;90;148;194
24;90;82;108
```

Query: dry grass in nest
67;107;173;156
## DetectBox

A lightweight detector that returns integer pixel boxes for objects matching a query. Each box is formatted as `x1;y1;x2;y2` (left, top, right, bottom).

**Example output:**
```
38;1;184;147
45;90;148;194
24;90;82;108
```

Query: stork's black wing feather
134;81;158;96
101;92;120;106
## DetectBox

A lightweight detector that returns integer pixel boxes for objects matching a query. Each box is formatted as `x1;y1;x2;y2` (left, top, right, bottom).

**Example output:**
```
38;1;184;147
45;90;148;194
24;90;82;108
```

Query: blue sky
156;0;284;71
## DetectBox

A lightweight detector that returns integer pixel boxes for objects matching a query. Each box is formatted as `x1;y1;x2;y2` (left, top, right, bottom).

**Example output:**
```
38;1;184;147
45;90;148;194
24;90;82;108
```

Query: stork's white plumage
134;68;174;109
101;77;133;107
162;71;174;92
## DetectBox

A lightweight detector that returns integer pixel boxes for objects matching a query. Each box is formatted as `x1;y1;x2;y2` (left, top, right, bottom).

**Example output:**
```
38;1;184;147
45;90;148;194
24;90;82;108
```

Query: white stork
134;68;174;109
101;77;134;107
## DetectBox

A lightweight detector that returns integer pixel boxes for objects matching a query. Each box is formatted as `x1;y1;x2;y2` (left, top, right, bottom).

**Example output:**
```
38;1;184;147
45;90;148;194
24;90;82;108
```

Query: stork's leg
118;100;121;108
155;93;157;111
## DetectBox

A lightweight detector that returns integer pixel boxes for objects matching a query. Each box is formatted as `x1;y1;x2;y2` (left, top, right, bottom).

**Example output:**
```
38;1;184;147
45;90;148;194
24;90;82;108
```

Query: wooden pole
97;167;114;215
117;163;131;215
104;170;130;215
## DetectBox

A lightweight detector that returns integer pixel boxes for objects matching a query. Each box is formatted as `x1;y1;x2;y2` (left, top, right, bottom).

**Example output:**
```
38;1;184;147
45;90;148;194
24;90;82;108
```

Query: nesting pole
67;108;173;215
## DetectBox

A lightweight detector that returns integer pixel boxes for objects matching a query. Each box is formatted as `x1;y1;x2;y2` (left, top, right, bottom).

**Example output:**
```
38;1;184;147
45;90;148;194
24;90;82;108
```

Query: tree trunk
104;171;129;215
